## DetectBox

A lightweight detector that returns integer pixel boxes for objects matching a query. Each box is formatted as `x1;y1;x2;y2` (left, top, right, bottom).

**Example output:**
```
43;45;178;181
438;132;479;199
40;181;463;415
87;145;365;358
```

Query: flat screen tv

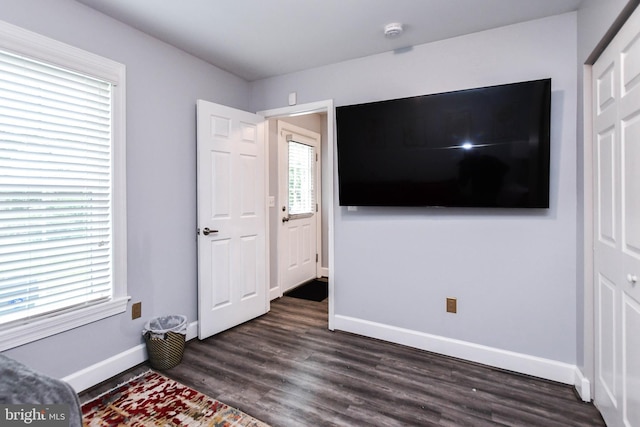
336;78;551;208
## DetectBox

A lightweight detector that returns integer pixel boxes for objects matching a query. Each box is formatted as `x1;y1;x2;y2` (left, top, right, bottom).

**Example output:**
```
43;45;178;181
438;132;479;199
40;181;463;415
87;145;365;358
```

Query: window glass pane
288;141;314;215
0;49;113;327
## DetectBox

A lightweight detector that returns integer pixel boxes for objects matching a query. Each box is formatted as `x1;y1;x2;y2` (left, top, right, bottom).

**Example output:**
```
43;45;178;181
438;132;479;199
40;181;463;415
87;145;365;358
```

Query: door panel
210;239;231;307
593;6;640;426
240;235;258;299
197;100;267;340
284;222;314;287
597;64;615;113
622;115;640;257
621;32;640;95
597;274;616;404
597;128;616;246
211;151;231;218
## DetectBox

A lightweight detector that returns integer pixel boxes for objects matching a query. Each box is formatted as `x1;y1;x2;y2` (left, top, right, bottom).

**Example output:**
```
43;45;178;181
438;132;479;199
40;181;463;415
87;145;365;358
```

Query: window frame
0;20;128;351
287;139;315;218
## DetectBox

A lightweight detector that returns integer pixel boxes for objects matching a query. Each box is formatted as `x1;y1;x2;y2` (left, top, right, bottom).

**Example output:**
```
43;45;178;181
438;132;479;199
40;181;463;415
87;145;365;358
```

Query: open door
196;100;268;339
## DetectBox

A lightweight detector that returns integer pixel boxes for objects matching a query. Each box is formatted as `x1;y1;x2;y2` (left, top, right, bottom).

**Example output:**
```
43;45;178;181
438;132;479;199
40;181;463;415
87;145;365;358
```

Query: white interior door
278;120;321;293
593;7;640;426
196;99;268;340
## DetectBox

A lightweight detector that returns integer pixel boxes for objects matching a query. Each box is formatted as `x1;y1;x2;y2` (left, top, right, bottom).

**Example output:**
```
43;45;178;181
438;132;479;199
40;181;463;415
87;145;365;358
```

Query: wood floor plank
80;296;605;427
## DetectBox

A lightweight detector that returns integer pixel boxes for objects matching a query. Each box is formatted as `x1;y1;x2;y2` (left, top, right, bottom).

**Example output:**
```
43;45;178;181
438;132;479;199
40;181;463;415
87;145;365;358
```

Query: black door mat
284;279;328;302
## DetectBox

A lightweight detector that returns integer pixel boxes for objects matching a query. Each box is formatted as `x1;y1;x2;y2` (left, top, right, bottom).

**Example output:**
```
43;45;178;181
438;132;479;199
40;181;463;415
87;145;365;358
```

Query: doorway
259;100;335;330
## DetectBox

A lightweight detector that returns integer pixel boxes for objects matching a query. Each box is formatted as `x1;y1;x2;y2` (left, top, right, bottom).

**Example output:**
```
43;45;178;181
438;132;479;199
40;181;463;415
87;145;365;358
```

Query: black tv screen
336;79;551;208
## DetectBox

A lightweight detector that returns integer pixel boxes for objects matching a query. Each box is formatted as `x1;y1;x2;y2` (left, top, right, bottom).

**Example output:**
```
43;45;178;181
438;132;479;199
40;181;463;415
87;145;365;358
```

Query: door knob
202;227;218;236
627;274;638;284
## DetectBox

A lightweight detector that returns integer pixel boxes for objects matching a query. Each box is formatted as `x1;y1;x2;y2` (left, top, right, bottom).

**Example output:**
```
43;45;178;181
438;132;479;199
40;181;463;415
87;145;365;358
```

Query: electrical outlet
446;298;457;314
132;302;142;319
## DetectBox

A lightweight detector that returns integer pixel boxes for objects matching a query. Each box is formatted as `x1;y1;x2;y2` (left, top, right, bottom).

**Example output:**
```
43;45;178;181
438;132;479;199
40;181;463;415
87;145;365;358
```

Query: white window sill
0;297;130;352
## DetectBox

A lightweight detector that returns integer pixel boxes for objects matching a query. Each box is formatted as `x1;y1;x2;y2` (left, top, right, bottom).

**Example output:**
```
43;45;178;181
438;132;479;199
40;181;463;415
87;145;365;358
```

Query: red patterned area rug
82;370;270;426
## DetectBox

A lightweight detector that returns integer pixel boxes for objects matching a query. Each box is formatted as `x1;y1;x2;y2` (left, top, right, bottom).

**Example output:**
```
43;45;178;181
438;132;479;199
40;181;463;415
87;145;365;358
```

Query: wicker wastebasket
143;315;187;370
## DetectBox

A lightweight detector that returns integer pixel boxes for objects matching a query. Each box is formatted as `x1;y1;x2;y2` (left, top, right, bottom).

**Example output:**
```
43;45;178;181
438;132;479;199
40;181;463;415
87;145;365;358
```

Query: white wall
577;0;632;63
0;0;250;379
252;13;579;364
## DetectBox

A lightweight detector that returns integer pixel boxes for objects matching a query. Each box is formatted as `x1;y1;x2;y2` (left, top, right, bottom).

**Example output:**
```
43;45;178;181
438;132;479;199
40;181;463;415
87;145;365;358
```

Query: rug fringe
82;369;155;406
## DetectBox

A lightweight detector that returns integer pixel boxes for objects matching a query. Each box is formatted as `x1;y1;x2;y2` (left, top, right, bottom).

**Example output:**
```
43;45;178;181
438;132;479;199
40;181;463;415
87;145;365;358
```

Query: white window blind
0;49;114;327
288;140;314;216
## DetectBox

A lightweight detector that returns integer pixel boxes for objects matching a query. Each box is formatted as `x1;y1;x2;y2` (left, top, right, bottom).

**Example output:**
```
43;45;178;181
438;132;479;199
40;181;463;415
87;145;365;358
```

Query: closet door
592;6;640;427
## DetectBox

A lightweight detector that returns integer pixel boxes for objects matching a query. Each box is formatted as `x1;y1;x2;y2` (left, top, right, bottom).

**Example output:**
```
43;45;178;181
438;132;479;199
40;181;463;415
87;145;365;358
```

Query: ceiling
74;0;583;81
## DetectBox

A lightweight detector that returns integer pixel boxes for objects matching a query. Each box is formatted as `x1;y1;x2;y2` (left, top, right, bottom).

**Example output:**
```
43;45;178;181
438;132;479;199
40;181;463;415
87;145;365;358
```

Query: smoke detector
384;22;404;38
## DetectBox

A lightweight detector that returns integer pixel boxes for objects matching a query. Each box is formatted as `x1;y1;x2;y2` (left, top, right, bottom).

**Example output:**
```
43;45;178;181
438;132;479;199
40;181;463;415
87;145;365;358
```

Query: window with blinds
0;20;127;349
288;140;315;216
0;50;113;325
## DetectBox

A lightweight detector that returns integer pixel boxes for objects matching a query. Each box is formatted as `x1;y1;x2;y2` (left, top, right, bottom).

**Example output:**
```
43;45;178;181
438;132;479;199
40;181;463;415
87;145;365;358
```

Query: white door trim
259;100;335;331
582;63;595;403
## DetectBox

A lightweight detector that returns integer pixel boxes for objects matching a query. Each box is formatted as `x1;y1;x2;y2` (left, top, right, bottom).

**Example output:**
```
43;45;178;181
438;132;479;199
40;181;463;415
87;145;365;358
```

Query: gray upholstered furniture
0;354;82;427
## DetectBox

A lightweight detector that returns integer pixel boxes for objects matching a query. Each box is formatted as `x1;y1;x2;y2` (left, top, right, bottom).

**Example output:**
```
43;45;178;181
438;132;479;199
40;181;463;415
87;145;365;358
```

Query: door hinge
316;203;318;212
316;253;319;262
316;153;318;161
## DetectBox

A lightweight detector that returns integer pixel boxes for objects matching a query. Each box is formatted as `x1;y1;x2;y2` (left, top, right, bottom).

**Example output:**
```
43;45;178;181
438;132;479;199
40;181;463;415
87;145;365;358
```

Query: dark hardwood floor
80;296;605;426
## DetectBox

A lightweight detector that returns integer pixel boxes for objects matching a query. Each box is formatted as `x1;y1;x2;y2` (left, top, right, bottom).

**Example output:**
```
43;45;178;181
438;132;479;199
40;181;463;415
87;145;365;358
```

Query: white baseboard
574;368;592;402
334;314;579;386
269;286;282;301
319;267;329;278
63;321;199;393
186;320;198;341
65;316;591;400
62;343;147;393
